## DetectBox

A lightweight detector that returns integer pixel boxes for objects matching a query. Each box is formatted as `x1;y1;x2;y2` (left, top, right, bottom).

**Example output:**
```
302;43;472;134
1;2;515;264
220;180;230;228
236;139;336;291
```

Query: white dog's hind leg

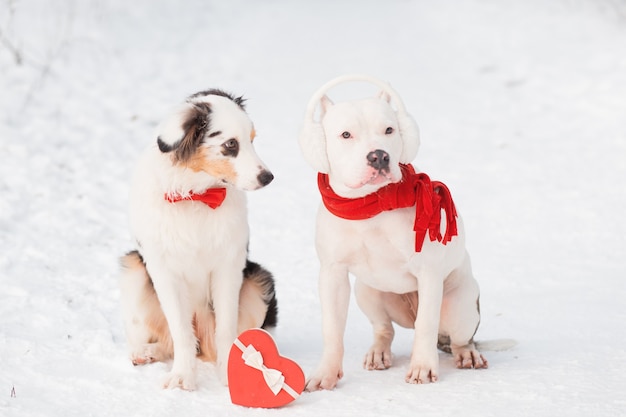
439;256;488;369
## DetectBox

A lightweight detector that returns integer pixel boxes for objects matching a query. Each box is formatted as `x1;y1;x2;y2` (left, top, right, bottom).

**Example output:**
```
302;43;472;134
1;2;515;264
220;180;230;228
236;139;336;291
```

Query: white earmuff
298;74;420;173
298;114;330;173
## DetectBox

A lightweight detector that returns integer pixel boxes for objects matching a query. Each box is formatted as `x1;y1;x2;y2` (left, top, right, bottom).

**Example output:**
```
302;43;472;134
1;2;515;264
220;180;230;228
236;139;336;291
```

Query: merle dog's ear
156;102;212;163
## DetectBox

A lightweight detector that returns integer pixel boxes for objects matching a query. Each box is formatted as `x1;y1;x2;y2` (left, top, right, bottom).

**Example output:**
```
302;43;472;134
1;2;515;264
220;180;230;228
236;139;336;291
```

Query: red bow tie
165;187;227;209
317;164;458;252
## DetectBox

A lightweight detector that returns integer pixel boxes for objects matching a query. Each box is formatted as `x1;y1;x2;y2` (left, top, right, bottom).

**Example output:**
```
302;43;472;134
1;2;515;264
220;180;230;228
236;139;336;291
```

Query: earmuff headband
304;74;409;123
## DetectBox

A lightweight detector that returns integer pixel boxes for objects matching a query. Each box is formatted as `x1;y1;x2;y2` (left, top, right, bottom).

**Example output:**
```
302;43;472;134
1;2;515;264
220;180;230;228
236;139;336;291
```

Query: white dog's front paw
405;352;439;384
305;364;344;391
162;371;197;391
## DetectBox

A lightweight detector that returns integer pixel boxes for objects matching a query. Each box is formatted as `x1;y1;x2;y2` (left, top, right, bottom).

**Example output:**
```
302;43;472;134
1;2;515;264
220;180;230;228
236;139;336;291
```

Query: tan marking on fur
207;159;238;184
183;147;210;172
238;279;269;332
121;254;174;363
119;253;170;364
183;148;238;184
250;128;256;142
120;252;145;270
194;306;217;362
402;292;419;324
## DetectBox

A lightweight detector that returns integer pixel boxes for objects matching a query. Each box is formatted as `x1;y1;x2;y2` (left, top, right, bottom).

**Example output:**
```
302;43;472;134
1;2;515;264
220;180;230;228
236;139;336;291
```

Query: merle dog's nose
366;150;390;171
257;170;274;187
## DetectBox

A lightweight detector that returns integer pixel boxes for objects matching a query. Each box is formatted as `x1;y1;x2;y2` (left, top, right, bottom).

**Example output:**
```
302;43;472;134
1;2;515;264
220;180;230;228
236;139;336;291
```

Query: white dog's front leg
211;264;243;386
406;271;443;384
147;266;198;390
306;263;351;391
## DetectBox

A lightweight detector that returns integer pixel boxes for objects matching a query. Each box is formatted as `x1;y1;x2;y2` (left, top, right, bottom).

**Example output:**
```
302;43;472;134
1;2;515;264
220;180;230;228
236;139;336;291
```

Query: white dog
299;75;487;390
119;89;277;390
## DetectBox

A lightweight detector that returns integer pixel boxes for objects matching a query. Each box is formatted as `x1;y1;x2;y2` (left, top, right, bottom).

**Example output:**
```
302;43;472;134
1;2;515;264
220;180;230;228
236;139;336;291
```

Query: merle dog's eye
222;138;239;156
341;131;352;139
385;127;394;135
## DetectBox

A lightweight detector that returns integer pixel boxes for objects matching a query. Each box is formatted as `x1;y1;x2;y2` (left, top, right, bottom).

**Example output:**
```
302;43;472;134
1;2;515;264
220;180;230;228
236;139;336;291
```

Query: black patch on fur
437;334;452;353
189;89;246;111
243;260;278;328
123;249;145;266
176;102;212;162
157;136;174;153
263;296;278;329
437;335;476;354
155;102;212;163
208;130;222;138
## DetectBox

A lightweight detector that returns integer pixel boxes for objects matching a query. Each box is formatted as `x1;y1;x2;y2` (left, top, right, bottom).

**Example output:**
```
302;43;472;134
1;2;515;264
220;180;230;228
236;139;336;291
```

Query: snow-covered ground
1;0;625;415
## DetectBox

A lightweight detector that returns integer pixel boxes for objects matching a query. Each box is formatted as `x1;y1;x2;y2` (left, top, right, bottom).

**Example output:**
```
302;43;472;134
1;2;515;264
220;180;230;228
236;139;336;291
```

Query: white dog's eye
341;131;352;139
385;127;394;135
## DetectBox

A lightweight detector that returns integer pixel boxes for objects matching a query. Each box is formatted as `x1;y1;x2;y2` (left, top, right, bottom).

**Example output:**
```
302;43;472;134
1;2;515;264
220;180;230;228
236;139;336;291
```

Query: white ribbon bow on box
233;338;300;399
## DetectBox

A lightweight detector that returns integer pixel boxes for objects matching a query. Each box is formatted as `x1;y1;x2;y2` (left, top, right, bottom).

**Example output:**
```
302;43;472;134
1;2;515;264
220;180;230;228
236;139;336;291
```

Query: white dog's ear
378;90;392;103
320;94;334;116
298;95;332;173
377;89;419;163
397;112;420;163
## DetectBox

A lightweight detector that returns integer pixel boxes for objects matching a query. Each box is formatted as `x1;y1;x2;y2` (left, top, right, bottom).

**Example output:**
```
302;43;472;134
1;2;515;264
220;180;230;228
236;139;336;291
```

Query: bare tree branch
0;0;23;65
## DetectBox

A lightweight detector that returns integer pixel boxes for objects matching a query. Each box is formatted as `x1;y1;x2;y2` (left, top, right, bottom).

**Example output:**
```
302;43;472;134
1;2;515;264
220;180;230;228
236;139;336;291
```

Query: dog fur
119;89;277;390
299;76;487;391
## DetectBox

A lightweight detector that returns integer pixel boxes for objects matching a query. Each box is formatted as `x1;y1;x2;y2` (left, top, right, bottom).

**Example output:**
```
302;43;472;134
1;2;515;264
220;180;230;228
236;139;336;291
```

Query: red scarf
318;164;458;252
165;187;227;209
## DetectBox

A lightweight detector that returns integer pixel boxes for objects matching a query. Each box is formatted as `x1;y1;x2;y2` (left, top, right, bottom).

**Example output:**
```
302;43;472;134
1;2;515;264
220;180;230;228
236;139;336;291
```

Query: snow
1;0;625;415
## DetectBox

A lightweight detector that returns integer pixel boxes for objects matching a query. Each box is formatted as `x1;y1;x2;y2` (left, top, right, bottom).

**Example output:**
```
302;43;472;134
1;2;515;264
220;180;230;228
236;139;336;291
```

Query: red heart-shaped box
228;328;305;408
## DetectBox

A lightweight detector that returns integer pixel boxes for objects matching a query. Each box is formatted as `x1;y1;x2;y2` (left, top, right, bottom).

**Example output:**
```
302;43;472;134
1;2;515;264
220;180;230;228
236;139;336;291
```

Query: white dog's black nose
257;170;274;187
367;150;390;171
